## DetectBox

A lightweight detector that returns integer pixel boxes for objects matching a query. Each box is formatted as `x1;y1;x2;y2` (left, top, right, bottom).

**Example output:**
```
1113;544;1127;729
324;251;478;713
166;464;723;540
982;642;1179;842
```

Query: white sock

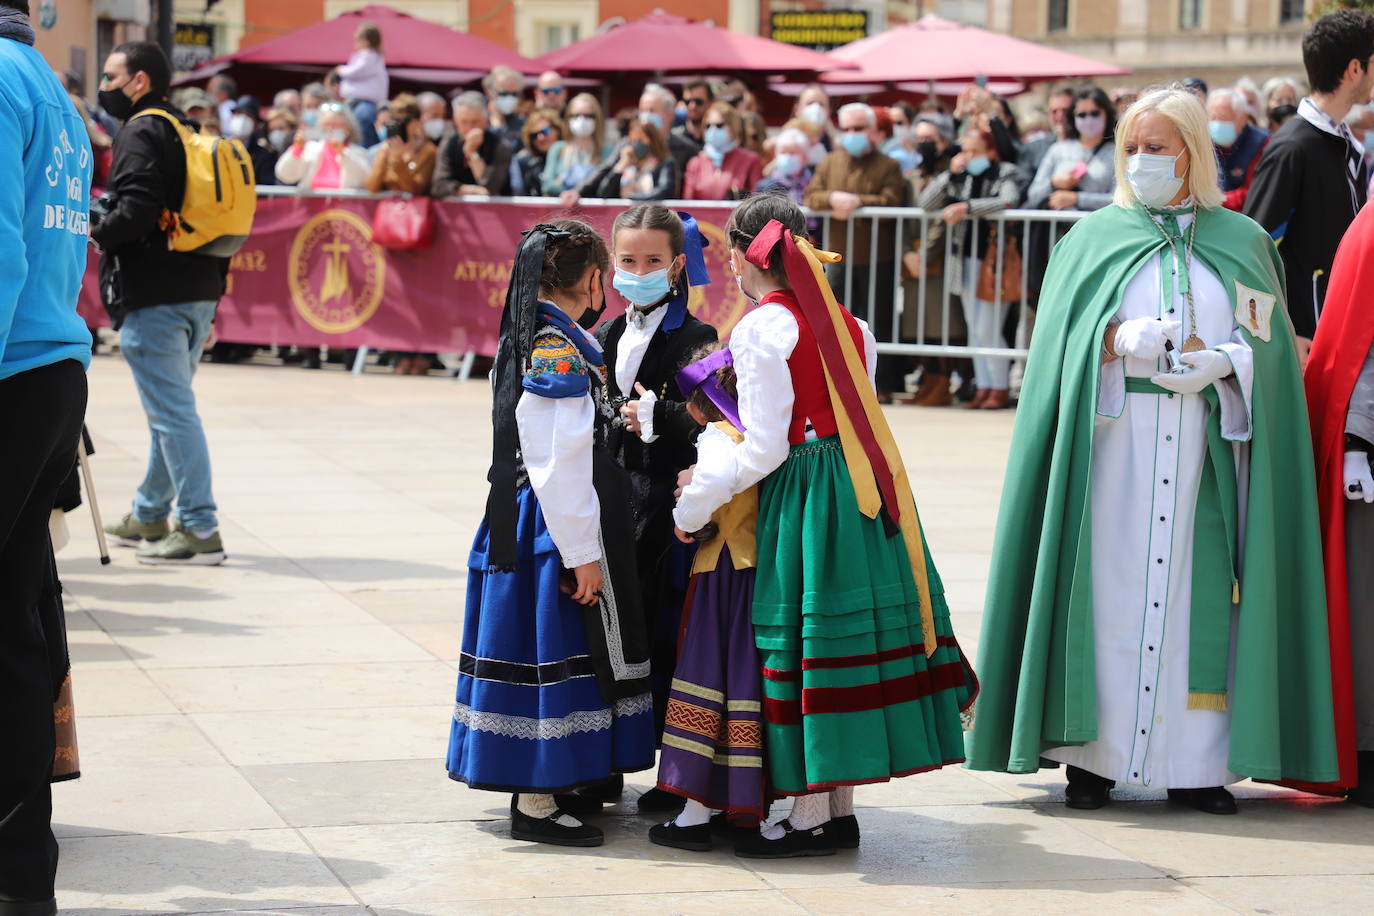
673;798;713;828
787;792;831;831
829;786;854;818
516;793;558;819
760;820;787;840
189;528;218;540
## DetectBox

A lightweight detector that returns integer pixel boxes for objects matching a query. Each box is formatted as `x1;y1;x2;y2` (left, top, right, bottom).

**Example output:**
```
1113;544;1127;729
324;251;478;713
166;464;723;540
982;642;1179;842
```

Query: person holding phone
578;119;677;201
1026;86;1118;211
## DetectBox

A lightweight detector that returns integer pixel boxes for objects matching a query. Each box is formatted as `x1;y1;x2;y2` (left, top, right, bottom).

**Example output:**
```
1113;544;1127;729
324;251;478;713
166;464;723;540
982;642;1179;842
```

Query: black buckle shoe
1348;751;1374;808
573;773;624;804
509;797;604;847
637;786;686;813
827;814;860;849
1167;787;1238;815
0;898;58;916
553;792;605;817
1064;765;1114;810
649;819;713;851
733;819;837;859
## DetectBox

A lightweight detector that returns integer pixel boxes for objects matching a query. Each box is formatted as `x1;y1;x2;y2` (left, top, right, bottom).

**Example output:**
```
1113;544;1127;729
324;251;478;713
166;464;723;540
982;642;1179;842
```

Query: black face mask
98;82;135;122
916;140;938;163
630;140;651;160
575;273;604;330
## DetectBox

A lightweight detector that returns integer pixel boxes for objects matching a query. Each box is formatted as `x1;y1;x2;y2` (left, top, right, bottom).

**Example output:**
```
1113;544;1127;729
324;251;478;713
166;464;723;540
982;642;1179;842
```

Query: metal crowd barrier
252;188;1088;361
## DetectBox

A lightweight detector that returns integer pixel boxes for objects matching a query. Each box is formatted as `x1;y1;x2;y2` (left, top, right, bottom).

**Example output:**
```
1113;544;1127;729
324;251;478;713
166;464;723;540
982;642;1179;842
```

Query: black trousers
0;359;87;901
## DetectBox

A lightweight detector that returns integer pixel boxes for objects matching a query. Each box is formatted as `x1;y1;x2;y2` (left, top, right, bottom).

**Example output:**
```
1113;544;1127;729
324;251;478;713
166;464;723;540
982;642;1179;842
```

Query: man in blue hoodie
0;2;93;913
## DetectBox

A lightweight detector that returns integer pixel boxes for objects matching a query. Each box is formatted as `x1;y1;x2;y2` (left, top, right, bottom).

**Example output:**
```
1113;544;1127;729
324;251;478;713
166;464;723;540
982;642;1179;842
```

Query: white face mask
423;118;446;140
568;115;596;139
801;102;828;127
891;124;911;143
228;113;255;140
495;93;520;116
1126;153;1185;208
268;129;291;151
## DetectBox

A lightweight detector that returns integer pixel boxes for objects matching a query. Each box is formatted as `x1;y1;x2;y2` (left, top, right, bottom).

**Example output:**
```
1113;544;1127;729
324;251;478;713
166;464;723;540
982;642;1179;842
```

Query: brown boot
980;389;1010;409
964;388;991;409
912;374;952;406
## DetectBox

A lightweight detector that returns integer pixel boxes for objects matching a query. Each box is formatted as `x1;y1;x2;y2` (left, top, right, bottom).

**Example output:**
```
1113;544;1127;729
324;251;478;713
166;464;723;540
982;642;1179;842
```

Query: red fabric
1295;200;1374;793
535;12;854;76
762;289;865;444
747;223;901;525
822;14;1126;85
683;149;765;201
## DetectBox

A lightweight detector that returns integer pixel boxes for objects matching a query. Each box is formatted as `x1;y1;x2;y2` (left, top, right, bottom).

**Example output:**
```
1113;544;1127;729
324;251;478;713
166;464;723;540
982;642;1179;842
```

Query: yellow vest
690;422;758;575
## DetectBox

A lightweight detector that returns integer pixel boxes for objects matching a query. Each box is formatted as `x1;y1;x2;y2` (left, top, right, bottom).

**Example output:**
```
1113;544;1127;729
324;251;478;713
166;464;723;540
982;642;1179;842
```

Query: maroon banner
79;196;755;354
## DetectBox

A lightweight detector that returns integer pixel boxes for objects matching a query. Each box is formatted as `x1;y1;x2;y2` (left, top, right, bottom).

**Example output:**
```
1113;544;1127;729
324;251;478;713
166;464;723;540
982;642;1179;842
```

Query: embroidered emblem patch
1234;281;1276;343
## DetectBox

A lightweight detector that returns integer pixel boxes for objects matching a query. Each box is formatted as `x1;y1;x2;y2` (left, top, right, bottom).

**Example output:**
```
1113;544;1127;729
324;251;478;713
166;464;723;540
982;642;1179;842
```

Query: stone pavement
53;355;1372;915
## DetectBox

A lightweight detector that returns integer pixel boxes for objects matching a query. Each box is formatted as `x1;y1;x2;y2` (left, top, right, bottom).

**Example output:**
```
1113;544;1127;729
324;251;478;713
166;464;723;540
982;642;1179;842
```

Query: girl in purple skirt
649;343;767;852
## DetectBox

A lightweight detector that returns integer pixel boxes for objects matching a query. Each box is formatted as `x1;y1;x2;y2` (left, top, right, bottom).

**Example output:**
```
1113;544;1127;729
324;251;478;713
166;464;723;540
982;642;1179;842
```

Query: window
540;22;580;54
1179;0;1202;30
1280;0;1304;25
1048;0;1069;33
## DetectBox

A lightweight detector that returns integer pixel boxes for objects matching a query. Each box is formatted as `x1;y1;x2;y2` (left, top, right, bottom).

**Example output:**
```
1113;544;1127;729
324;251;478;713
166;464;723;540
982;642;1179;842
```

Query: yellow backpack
131;107;257;256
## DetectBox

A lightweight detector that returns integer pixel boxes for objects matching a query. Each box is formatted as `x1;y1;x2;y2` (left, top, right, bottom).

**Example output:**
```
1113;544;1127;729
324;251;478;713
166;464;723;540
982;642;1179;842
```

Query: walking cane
76;431;110;566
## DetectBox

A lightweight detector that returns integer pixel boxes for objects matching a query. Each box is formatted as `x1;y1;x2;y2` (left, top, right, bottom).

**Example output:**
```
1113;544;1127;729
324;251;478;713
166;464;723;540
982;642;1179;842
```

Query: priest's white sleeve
516;391;602;568
710;304;798;496
1213;329;1254;442
673;424;737;533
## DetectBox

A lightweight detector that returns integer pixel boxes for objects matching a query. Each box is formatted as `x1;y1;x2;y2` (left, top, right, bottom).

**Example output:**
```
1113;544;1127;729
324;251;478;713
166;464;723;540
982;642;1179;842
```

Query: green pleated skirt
753;436;977;793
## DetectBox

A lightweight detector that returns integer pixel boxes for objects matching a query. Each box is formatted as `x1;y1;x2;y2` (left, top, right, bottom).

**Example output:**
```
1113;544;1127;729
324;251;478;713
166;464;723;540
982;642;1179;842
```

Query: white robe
1043;212;1255;789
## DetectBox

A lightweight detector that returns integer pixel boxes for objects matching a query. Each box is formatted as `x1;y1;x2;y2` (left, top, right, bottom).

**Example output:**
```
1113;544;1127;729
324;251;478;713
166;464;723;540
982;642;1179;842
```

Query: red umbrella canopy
193;4;537;81
823;14;1127;84
537;12;857;77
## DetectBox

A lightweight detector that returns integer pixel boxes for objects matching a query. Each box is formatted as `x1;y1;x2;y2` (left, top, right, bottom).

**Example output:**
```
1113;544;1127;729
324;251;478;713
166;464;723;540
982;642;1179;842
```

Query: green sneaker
136;528;227;566
105;513;170;548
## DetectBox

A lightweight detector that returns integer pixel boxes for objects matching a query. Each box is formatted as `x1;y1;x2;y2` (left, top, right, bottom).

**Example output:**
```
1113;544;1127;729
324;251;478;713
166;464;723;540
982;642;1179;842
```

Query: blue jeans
349;99;379;148
120;301;219;531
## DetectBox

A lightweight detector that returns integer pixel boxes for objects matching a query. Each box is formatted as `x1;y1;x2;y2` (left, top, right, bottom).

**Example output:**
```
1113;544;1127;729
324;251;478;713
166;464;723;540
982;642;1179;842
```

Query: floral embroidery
527;331;587;380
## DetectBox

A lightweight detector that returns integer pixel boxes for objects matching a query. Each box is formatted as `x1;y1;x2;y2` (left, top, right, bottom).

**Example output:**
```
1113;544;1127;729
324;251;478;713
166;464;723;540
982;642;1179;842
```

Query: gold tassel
1187;691;1228;711
1232;581;1240;604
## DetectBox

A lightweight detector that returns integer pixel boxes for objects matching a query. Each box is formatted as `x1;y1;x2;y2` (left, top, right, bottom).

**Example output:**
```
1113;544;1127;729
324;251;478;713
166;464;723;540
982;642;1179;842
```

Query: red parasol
823;14;1128;85
536;12;857;79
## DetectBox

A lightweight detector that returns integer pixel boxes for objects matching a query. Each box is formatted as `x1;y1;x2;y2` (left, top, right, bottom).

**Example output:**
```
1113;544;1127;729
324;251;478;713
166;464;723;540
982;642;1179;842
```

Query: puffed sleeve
714;304;799;494
674;424;740;533
515;331;601;568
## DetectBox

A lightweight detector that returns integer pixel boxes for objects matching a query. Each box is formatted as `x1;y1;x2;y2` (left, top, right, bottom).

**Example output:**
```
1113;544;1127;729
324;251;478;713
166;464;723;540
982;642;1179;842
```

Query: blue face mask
613;266;673;307
1208;120;1238;147
839;132;871;158
639;111;664;131
302;109;320;128
966;155;991;176
1126;153;1185;208
773;152;803;177
704;125;733;152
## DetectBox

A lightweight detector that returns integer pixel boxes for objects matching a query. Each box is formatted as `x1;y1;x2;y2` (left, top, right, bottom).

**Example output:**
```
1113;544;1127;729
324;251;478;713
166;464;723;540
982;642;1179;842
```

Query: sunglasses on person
538;87;563;96
531;127;554;138
685;97;710;107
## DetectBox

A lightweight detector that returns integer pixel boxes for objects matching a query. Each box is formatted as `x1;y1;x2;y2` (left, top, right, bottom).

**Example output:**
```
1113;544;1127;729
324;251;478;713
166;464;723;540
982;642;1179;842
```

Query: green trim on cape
964;204;1338;783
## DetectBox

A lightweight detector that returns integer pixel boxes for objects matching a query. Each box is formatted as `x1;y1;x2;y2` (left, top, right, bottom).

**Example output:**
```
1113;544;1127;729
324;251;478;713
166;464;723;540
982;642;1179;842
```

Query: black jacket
596;304;717;485
1245;115;1367;338
580;143;678;201
92;96;229;315
432;128;514;198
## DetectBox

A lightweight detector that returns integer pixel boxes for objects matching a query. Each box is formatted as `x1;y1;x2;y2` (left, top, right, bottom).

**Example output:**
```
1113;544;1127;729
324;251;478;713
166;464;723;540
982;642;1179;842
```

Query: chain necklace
1147;204;1206;353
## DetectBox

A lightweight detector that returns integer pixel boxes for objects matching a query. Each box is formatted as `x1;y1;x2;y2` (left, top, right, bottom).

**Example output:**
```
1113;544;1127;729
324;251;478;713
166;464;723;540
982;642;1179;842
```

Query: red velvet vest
761;290;868;445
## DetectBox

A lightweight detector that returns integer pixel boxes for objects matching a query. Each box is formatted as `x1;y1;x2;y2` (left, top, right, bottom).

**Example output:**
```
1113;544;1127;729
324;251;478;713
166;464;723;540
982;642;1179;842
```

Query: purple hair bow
676;348;746;433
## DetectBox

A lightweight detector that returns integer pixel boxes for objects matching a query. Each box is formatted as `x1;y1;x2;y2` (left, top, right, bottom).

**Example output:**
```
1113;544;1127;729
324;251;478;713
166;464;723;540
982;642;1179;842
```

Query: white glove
1114;318;1182;361
1150;349;1233;395
1345;451;1374;503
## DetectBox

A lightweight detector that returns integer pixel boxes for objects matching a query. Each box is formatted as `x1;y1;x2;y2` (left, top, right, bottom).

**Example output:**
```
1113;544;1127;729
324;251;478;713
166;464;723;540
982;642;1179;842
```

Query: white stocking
787;791;831;831
673;798;713;828
829;786;854;818
515;793;558;819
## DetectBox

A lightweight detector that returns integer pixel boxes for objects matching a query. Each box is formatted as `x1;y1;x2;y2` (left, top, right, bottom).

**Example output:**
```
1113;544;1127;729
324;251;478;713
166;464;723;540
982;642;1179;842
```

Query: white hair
417;91;446;110
1234;76;1259;98
837;102;876;128
452;91;487;114
1207;88;1249;117
775;127;811;152
642;82;676;112
1114;86;1223;210
1261;75;1305;107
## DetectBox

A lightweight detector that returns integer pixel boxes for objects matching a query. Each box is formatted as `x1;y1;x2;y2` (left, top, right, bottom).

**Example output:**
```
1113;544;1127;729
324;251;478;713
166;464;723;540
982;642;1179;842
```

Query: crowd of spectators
58;17;1327;394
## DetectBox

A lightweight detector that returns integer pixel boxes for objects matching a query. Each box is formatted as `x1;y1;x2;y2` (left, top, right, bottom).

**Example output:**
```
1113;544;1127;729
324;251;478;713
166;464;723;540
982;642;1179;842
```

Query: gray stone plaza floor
52;354;1373;915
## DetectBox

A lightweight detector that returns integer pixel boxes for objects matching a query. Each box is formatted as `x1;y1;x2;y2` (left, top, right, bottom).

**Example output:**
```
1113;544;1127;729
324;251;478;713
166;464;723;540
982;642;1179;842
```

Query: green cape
965;204;1339;782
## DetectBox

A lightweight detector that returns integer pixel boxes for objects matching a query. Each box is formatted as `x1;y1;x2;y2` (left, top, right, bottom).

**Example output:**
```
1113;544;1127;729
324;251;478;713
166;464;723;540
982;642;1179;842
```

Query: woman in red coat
683;102;763;201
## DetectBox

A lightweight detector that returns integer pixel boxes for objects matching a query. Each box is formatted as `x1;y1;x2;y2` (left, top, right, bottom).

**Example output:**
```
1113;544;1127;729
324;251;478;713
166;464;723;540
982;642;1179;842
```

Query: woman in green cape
966;87;1339;814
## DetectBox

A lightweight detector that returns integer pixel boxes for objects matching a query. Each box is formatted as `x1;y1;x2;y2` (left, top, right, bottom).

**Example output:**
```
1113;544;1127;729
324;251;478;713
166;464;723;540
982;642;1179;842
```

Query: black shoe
649;819;713;852
509;797;603;847
574;773;624;803
1064;765;1114;810
733;819;837;859
301;354;322;370
552;792;605;817
0;898;58;916
827;814;860;849
709;811;761;840
638;786;685;813
1349;752;1374;808
1167;787;1237;815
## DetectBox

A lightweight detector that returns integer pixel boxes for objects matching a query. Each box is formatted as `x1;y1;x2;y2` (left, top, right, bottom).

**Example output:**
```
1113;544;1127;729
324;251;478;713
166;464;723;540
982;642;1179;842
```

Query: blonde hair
1113;86;1223;210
